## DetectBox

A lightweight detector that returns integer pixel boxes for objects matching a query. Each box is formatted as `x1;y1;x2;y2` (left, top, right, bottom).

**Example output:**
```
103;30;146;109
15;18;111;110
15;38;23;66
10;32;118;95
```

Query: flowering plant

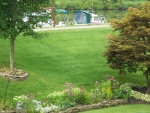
13;94;35;112
90;81;104;103
13;94;61;113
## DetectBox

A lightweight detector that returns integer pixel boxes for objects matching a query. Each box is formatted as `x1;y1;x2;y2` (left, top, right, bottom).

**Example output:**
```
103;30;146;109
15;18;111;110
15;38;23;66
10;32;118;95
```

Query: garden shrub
95;75;130;100
101;80;113;100
74;86;91;104
114;86;130;99
100;75;119;100
47;91;65;105
63;82;92;105
90;81;104;103
47;91;75;109
13;95;60;113
13;95;35;113
47;82;92;108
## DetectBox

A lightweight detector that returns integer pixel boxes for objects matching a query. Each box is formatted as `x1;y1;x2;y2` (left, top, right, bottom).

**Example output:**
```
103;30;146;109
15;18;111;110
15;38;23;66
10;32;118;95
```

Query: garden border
1;83;150;113
60;99;128;113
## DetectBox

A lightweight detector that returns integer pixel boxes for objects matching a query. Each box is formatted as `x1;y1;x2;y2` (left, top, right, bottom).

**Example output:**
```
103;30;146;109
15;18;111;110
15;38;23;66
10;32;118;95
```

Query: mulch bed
0;68;28;80
128;97;150;104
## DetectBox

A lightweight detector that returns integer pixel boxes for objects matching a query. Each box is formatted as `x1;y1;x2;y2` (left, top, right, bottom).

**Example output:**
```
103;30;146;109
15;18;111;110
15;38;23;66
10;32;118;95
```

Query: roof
74;10;91;15
56;9;68;14
91;13;98;17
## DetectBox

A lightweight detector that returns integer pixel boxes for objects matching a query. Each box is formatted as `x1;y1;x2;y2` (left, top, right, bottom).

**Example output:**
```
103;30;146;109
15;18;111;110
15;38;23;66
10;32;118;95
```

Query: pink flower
109;77;115;81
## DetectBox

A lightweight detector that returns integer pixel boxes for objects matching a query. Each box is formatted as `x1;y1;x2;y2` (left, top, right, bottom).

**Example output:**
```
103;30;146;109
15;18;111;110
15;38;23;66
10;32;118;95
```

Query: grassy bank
0;28;146;104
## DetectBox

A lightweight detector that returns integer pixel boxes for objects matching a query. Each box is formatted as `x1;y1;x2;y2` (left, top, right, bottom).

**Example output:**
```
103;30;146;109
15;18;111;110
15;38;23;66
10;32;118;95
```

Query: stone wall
60;99;128;113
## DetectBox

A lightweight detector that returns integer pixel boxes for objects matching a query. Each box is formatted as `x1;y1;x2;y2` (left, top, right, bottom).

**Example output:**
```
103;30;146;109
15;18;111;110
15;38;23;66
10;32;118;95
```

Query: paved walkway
34;24;110;31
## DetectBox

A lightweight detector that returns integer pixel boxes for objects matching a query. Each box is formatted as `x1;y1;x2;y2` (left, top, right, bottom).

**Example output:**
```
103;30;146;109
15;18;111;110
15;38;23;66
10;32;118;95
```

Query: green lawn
0;28;146;105
80;104;150;113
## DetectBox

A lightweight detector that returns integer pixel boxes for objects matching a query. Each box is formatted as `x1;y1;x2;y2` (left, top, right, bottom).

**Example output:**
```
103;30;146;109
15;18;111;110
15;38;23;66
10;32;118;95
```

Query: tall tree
0;0;51;71
104;2;150;93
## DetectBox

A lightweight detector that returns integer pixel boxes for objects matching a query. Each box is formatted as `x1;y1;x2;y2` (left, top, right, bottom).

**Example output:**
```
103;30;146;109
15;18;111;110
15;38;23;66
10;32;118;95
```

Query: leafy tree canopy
0;0;52;70
104;2;150;93
0;0;51;39
55;0;144;10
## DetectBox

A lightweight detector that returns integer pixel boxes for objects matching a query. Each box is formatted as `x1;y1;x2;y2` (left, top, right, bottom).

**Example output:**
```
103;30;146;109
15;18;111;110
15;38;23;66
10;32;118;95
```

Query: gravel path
34;24;110;31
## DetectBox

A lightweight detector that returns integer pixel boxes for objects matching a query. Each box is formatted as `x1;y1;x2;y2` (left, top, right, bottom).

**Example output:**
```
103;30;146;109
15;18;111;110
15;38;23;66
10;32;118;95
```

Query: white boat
91;13;107;24
91;13;101;24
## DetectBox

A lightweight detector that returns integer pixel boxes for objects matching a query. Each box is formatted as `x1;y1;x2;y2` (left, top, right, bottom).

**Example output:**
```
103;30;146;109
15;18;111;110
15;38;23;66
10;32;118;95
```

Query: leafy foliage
0;0;51;70
104;2;150;93
13;95;61;112
8;77;129;112
46;76;128;110
55;0;146;10
0;0;51;39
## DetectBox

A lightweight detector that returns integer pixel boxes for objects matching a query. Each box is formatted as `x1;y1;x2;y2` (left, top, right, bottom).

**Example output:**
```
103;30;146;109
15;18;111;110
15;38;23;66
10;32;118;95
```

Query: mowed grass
80;104;150;113
0;28;146;101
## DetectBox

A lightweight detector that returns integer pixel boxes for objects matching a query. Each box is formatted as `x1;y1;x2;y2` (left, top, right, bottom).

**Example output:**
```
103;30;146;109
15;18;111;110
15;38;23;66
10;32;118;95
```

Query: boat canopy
56;9;68;14
74;10;91;24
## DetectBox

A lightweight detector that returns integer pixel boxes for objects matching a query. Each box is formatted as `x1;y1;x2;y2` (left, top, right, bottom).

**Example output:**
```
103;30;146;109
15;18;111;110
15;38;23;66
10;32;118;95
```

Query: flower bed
1;76;149;113
0;68;28;80
9;75;129;113
0;99;128;113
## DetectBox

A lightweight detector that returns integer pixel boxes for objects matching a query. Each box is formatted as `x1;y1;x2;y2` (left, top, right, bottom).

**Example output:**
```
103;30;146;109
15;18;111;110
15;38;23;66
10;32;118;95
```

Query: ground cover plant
0;28;147;110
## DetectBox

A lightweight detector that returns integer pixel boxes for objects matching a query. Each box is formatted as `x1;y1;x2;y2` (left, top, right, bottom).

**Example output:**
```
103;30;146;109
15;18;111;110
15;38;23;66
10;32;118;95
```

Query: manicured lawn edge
60;99;127;113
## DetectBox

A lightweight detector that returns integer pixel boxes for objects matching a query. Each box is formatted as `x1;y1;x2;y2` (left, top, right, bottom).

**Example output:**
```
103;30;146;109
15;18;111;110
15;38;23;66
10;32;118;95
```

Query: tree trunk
52;4;56;27
146;74;150;94
146;84;150;94
10;36;15;71
9;0;17;71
